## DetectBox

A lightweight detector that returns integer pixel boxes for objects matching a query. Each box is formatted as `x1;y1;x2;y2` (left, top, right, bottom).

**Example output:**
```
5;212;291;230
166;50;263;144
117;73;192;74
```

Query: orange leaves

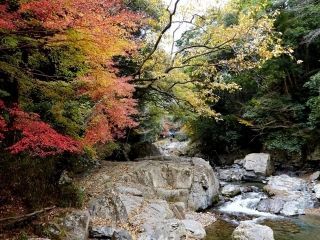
81;72;138;145
0;0;144;150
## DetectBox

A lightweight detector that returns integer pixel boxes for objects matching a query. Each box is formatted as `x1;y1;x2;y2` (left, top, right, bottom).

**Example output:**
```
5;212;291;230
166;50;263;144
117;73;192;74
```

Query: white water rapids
219;191;280;219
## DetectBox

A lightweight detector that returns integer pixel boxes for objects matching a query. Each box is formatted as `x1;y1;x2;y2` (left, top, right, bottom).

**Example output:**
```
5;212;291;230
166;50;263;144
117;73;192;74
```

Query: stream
156;138;320;239
205;181;320;240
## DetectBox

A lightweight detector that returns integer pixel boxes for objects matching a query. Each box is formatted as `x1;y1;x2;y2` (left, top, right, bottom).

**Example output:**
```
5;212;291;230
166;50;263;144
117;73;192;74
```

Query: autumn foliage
0;101;80;157
0;0;144;157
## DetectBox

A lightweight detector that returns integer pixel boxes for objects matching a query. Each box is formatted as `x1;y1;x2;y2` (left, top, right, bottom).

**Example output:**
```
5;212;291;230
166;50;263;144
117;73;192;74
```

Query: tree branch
134;0;181;77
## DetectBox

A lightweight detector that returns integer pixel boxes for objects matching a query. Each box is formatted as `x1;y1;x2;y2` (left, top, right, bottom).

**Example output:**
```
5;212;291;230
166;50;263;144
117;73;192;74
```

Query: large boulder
79;157;219;239
243;153;273;176
124;157;219;210
232;222;274;240
263;175;314;216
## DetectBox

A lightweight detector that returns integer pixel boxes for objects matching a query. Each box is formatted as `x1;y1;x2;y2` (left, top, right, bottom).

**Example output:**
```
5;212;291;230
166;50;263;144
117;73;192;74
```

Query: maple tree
0;101;80;157
0;0;145;156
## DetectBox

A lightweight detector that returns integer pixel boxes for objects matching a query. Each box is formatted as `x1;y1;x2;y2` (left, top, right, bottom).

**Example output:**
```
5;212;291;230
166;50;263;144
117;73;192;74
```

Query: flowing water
205;182;320;240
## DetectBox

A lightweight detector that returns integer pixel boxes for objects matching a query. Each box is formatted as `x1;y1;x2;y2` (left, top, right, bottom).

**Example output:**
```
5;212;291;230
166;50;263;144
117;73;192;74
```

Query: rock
112;230;132;240
79;157;218;239
129;141;161;160
264;175;307;195
309;171;320;182
132;200;175;225
88;189;128;224
257;199;284;214
217;167;246;182
89;226;132;240
188;158;220;210
155;139;189;156
58;170;72;185
115;186;143;197
182;219;206;239
170;202;186;219
89;226;116;238
263;175;314;216
232;222;274;240
314;184;320;198
221;184;241;197
62;210;90;240
125;157;219;210
139;219;187;240
243;153;273;176
234;159;245;166
185;212;216;227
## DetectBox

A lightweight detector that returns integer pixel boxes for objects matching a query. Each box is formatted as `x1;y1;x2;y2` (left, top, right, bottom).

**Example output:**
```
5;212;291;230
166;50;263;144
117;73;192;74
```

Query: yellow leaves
238;118;254;127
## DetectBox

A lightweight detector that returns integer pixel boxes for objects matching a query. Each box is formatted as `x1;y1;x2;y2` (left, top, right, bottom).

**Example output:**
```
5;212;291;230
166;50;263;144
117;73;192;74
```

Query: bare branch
134;0;182;77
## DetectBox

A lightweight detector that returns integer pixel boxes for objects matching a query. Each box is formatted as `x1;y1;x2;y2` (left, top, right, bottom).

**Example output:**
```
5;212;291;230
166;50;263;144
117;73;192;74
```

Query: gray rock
264;175;307;194
115;186;143;197
62;210;90;240
188;158;220;210
232;222;274;240
170;202;186;220
243;153;273;176
234;159;245;165
84;157;218;239
88;189;128;224
218;167;246;182
314;184;320;199
125;158;219;210
221;184;241;197
90;226;132;240
139;219;187;240
28;239;51;240
264;175;314;216
112;230;132;240
257;199;284;214
90;226;115;238
181;219;206;239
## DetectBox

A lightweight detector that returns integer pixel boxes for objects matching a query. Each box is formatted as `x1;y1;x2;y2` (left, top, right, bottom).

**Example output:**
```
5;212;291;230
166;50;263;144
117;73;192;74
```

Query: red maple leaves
0;101;81;157
0;0;144;156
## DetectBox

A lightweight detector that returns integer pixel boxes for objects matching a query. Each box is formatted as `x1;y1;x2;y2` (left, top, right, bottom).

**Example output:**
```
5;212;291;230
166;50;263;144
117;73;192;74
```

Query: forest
0;0;320;239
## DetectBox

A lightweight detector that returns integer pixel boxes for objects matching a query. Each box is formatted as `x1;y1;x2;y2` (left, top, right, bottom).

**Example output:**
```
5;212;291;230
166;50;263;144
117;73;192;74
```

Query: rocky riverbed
35;139;320;240
40;156;219;239
208;152;320;240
